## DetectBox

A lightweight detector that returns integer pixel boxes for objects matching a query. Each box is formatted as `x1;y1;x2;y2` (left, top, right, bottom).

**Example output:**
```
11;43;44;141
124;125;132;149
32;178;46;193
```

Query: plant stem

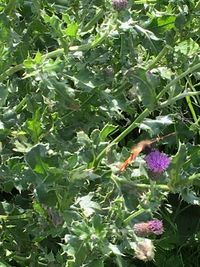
0;64;23;83
124;208;146;224
156;62;200;100
82;8;104;32
160;91;200;108
146;45;171;70
120;180;170;191
43;48;64;59
116;255;123;267
188;173;200;182
184;95;199;130
0;213;32;221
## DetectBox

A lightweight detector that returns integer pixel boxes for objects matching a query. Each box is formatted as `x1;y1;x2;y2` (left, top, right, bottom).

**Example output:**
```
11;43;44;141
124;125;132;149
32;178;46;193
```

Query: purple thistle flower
133;219;164;236
148;220;164;235
145;150;170;173
112;0;128;11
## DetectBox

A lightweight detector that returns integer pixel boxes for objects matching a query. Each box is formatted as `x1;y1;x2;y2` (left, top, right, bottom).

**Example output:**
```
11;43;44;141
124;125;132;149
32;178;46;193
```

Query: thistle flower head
134;238;155;262
133;222;150;236
148;220;164;235
145;150;170;173
112;0;128;11
133;219;164;236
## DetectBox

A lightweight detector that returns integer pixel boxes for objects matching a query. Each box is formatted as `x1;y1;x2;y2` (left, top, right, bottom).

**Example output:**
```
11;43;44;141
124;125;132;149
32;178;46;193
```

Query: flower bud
133;222;149;236
134;238;155;262
112;0;128;11
133;219;164;236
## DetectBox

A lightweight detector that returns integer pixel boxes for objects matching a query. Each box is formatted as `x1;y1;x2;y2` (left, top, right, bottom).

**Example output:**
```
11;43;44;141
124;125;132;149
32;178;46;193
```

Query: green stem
117;178;170;191
187;77;200;105
4;0;17;15
175;173;200;187
156;62;200;100
188;173;200;182
43;48;64;59
15;97;27;113
0;64;23;83
160;91;200;108
146;45;171;70
185;96;198;119
0;213;32;221
82;9;104;32
124;208;146;224
185;79;200;135
134;0;156;3
116;255;123;267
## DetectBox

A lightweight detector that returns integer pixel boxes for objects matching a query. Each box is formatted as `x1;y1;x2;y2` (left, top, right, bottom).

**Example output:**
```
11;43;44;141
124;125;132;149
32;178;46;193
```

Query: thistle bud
112;0;128;11
134;238;155;262
133;222;150;236
133;219;164;236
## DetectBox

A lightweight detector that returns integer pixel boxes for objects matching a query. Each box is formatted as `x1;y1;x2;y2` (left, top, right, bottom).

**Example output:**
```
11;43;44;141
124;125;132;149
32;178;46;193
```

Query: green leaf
140;115;173;135
33;201;46;216
70;167;99;181
88;259;104;267
34;51;42;64
0;261;12;267
183;144;200;169
77;131;91;145
48;78;76;103
67;154;78;170
23;56;34;69
100;123;118;141
90;129;101;145
0;84;8;107
157;15;176;30
62;13;71;24
169;142;187;184
35;185;57;206
175;38;199;56
69;69;98;91
135;25;160;41
175;13;187;30
157;67;173;80
13;140;31;153
65;22;78;37
108;243;124;256
0;121;4;130
25;143;49;174
26;108;42;143
130;68;157;109
181;189;200;205
77;193;100;217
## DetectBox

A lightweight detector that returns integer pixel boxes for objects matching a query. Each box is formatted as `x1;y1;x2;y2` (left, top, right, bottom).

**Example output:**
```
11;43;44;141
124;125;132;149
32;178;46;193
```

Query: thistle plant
1;0;200;266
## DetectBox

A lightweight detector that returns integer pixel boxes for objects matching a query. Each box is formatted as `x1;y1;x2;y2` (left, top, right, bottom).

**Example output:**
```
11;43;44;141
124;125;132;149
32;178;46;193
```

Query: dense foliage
0;0;200;266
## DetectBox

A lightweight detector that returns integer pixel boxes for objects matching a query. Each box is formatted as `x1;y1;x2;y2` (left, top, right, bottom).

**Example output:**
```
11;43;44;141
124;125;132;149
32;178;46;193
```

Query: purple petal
148;220;164;235
145;150;171;173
